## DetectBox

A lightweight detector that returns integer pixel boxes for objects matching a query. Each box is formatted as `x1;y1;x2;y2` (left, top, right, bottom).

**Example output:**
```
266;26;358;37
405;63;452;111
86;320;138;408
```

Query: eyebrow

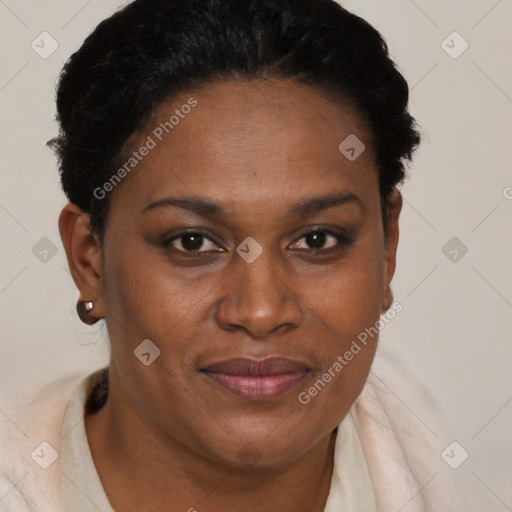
141;191;365;218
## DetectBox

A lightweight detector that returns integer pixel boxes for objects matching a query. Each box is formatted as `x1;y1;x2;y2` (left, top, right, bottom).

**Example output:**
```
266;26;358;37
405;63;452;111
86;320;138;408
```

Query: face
68;78;401;469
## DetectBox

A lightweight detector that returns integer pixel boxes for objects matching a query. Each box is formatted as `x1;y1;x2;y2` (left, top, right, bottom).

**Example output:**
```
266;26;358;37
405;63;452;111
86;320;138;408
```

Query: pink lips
201;357;309;400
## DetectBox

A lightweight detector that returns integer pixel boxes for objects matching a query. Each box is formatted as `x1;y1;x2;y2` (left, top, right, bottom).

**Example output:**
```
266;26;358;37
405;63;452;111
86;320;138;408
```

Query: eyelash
163;228;354;257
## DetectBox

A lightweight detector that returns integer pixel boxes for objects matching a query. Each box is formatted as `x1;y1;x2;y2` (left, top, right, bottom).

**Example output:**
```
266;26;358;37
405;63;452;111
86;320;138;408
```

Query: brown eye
290;229;352;252
304;231;330;250
167;232;222;253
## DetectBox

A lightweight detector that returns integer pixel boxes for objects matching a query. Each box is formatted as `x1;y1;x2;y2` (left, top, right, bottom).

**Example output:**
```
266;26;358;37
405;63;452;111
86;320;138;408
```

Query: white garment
60;372;115;512
58;370;377;511
0;350;465;511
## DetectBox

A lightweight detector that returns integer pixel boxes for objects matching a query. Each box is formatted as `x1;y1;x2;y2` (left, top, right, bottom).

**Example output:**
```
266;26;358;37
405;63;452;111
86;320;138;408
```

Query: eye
166;231;223;254
289;228;353;252
163;228;352;257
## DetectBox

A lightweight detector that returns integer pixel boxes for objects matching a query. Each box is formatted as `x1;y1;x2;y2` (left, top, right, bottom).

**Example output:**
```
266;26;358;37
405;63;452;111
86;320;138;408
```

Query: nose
215;250;303;339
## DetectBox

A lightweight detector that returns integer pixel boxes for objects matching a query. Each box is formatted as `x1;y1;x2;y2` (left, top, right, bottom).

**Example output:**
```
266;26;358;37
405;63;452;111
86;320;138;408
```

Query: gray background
1;0;511;508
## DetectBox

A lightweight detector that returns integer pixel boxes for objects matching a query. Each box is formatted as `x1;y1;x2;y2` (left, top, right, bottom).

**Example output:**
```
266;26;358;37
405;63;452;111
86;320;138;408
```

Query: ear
58;203;105;319
382;189;402;312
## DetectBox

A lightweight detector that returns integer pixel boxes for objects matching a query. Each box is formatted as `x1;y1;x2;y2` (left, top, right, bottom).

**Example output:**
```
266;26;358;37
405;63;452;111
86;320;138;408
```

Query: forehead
108;78;378;219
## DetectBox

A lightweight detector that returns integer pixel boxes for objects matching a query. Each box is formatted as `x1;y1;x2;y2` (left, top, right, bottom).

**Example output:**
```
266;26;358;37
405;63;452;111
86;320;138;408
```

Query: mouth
200;357;310;400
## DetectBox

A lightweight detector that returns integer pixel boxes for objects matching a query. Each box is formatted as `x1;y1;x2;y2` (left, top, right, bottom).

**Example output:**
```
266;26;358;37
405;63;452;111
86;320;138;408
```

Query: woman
1;0;464;510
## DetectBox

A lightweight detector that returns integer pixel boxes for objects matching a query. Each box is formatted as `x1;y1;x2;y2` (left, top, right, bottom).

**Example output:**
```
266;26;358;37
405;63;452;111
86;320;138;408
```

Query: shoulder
0;370;103;511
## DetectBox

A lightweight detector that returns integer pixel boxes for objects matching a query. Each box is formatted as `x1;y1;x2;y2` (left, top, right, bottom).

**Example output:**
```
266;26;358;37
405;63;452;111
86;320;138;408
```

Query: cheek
296;240;384;395
305;246;384;343
102;241;222;371
104;235;193;323
101;247;212;419
293;266;383;431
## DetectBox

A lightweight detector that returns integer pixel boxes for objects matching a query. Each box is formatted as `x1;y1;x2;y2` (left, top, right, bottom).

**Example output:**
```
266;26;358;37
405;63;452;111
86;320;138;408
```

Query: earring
77;300;99;325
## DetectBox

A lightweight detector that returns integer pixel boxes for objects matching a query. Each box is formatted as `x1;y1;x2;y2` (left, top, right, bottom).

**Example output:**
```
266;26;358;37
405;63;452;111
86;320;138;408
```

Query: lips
200;357;310;400
202;357;308;376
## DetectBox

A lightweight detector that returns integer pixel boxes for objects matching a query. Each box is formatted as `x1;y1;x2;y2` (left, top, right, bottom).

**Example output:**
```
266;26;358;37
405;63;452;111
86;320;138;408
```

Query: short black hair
49;0;420;242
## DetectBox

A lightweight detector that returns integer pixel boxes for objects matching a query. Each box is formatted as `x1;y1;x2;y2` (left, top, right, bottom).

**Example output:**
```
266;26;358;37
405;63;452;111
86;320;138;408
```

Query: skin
59;78;401;512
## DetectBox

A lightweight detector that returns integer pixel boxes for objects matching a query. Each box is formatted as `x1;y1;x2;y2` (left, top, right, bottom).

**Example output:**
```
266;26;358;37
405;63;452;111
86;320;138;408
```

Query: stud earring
76;300;99;325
